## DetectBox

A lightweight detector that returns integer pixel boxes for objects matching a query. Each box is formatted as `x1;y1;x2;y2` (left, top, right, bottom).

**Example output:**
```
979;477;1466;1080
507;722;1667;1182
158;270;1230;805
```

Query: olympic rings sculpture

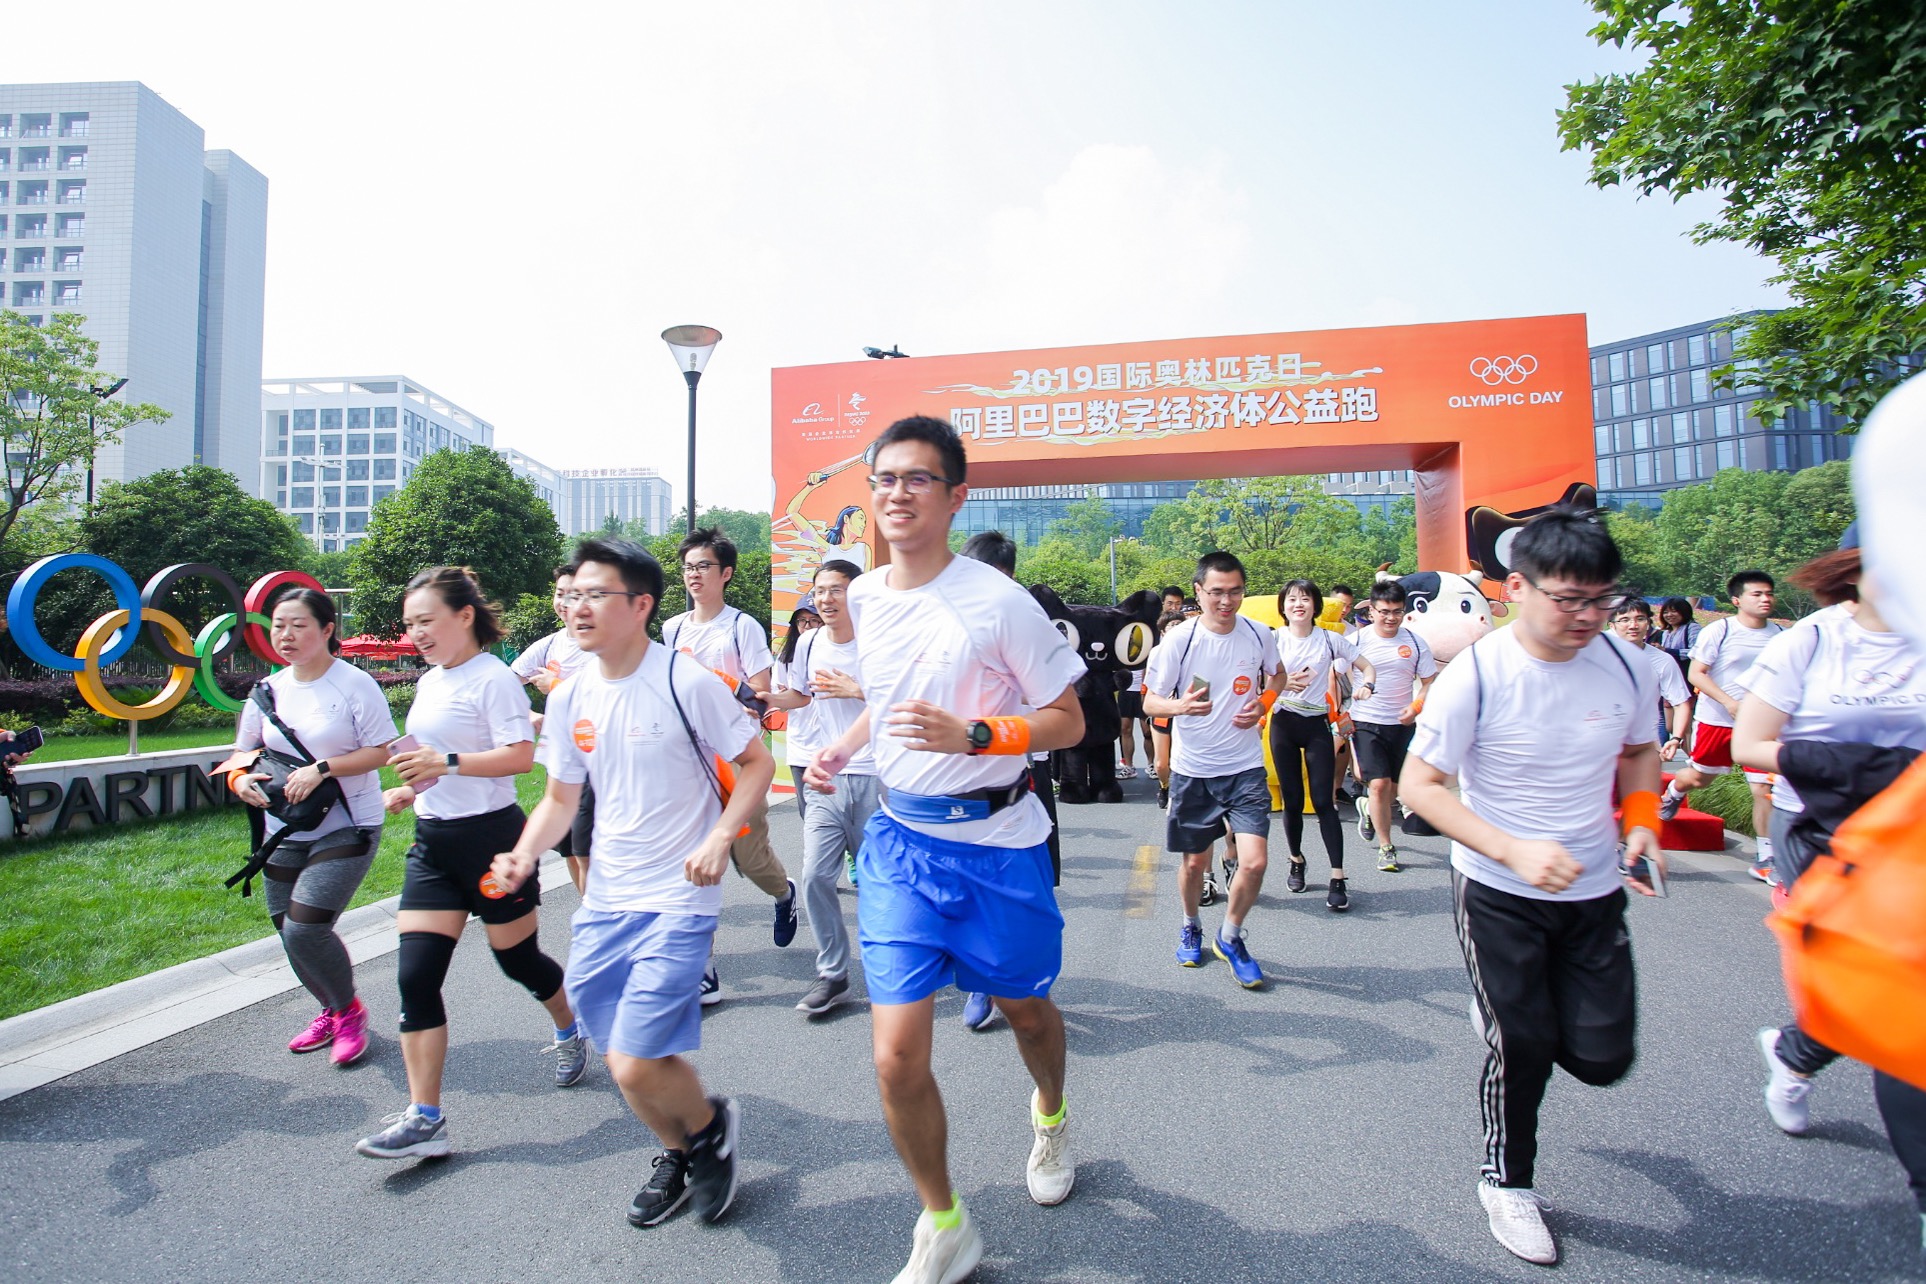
5;555;327;721
1468;355;1538;386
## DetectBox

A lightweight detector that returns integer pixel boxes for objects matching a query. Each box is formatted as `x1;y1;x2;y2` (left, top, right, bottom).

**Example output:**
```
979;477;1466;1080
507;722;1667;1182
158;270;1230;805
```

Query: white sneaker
1758;1027;1813;1134
1026;1089;1074;1205
890;1201;983;1284
1478;1181;1556;1265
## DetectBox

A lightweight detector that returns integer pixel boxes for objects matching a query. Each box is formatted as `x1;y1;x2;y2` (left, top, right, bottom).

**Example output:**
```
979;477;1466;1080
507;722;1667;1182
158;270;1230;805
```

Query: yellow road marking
1125;844;1160;917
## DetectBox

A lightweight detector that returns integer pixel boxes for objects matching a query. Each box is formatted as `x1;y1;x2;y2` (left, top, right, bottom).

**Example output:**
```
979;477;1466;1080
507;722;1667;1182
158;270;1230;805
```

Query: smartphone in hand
1619;846;1667;897
1187;676;1211;701
389;734;438;791
7;726;44;758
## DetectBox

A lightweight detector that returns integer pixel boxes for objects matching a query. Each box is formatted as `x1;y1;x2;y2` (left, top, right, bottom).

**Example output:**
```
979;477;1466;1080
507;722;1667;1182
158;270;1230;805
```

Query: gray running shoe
1377;845;1401;873
548;1031;589;1087
355;1106;452;1159
1658;789;1684;822
1759;1027;1813;1134
796;975;850;1015
1356;796;1375;842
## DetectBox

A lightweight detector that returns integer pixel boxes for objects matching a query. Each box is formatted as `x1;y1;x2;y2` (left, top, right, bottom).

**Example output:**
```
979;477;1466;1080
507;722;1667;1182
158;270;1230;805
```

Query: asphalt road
1;775;1919;1282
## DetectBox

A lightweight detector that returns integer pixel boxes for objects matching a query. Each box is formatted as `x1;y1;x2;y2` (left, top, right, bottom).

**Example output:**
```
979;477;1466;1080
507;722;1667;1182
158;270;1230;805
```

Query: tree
350;447;565;637
1777;459;1855;564
306;548;355;590
644;534;771;636
1651;468;1789;599
1045;493;1124;560
1605;504;1669;596
0;311;169;548
1016;538;1114;606
1559;2;1926;426
667;506;772;552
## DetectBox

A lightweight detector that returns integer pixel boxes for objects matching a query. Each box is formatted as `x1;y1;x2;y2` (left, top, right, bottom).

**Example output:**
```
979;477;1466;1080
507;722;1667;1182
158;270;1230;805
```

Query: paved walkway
0;777;1918;1281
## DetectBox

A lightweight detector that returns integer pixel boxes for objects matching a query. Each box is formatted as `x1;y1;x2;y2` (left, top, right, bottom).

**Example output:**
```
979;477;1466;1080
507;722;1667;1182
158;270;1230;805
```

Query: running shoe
1377;845;1401;873
1157;785;1169;810
1658;789;1684;822
699;963;722;1007
1356;796;1375;842
773;878;799;947
1327;879;1350;913
1749;857;1775;884
1758;1027;1813;1134
846;852;859;887
288;1008;335;1055
1175;921;1204;967
627;1150;691;1227
1116;764;1136;780
1222;852;1239;887
330;998;370;1067
798;975;850;1016
549;1030;589;1087
891;1202;983;1284
1211;928;1264;988
355;1106;452;1160
1026;1089;1073;1205
962;990;996;1031
1199;872;1217;906
1478;1182;1556;1265
1286;858;1307;894
684;1095;741;1223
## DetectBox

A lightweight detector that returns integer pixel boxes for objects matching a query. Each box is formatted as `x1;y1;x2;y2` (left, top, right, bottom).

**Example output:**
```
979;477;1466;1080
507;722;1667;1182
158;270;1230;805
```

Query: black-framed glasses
867;470;957;494
682;560;720;574
1523;574;1631;615
560;590;641;607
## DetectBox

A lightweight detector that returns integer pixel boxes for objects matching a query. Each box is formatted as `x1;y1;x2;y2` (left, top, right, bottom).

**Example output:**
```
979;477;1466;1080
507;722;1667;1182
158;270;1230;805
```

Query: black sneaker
1157;785;1169;810
773;878;799;947
685;1096;741;1223
1286;858;1307;894
1199;873;1218;906
1223;853;1239;887
796;974;849;1016
627;1150;691;1227
1327;878;1350;912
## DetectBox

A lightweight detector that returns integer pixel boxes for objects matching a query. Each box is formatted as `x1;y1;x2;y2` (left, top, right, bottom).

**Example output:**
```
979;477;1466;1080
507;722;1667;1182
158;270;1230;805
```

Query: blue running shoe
773;878;799;947
962;991;995;1030
1176;921;1204;967
1212;928;1264;988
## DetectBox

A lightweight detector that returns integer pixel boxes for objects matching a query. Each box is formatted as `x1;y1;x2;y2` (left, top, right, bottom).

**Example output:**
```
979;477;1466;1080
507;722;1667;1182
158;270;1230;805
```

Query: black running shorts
401;803;538;925
1353;720;1416;784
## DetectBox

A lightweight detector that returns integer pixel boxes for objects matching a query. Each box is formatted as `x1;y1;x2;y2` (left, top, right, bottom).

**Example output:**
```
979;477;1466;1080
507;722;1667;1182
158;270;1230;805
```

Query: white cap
1853;371;1926;648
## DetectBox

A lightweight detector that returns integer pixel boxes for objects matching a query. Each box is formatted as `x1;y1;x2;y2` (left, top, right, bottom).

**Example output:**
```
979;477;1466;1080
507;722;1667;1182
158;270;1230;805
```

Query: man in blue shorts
808;416;1087;1284
492;535;775;1230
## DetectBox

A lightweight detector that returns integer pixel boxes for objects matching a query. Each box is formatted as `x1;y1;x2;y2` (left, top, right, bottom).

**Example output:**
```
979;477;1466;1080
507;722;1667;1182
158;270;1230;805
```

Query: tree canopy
1559;1;1926;425
349;447;565;637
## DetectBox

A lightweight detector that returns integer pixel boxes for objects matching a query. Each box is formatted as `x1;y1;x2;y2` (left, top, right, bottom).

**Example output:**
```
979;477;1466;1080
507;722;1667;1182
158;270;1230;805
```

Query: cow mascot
1028;586;1163;804
1384;569;1507;665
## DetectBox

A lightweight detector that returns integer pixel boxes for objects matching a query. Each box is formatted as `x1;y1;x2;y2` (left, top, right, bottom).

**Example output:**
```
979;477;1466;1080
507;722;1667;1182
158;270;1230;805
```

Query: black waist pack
225;682;346;896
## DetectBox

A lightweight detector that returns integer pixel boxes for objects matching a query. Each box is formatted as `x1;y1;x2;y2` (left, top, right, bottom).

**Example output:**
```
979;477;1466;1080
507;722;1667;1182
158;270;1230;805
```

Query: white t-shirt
1743;611;1926;814
540;646;755;915
236;660;398;838
774;628;875;774
1410;628;1658;902
1347;626;1438;724
511;628;589;685
1273;626;1357;717
1637;640;1691;708
846;555;1085;848
663;605;774;684
1690;616;1784;727
1143;616;1279;778
404;653;534;820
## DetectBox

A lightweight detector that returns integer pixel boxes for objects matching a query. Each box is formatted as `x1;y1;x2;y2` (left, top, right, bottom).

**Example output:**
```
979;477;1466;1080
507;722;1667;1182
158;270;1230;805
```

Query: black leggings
1269;710;1345;871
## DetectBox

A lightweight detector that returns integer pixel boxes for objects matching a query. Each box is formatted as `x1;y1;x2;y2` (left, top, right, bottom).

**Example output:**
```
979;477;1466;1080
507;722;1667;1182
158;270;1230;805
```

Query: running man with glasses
1401;509;1665;1267
806;416;1086;1284
1347;579;1438;872
663;528;800;1002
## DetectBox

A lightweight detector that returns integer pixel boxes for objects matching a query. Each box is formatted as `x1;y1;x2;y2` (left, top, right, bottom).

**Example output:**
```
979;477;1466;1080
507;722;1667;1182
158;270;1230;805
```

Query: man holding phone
1143;551;1283;988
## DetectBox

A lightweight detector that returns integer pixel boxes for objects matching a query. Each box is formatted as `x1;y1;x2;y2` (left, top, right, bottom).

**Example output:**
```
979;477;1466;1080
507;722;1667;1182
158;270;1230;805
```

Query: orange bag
1766;756;1926;1090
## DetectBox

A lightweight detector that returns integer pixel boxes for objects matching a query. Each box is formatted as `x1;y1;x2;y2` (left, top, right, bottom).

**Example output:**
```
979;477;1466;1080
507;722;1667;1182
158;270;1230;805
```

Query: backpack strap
666;650;729;810
252;681;319;765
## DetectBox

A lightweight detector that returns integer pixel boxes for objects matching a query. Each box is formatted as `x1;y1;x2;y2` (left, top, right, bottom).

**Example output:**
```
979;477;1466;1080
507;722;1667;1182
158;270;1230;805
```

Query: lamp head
661;325;723;379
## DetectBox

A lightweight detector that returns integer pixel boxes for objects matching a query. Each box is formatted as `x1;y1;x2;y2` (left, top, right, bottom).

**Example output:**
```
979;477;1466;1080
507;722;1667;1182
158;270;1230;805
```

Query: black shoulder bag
224;682;347;897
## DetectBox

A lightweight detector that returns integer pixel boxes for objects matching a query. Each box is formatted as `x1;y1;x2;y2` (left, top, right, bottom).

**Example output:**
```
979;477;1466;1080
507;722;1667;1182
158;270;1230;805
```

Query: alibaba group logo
573;719;597;753
1469;355;1538;386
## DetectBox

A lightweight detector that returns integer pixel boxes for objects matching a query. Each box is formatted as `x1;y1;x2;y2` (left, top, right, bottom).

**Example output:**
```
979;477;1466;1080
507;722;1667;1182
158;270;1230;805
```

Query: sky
41;1;1783;512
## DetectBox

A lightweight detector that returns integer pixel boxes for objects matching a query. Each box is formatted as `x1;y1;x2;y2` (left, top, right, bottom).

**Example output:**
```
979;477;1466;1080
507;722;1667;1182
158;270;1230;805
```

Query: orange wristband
227;768;251;795
1621;789;1661;836
1261;690;1279;712
981;716;1032;756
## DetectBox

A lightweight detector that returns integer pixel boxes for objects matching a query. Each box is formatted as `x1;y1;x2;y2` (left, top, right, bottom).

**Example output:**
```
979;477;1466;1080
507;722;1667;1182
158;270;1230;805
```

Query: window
0;116;9;138
373;485;395;504
1675;412;1693;443
347;433;369;454
292;434;315;455
12;283;44;307
1593;387;1611;420
373;432;395;453
1674;447;1694;481
275;490;286;507
1594;425;1611;455
346;484;369;506
56;181;83;205
58;148;85;171
18;180;49;205
55;247;79;270
17;147;48;172
16;213;45;237
1670;338;1691;368
373;458;396;480
293;409;315;431
322;487;341;507
1716;405;1735;436
320;434;342;455
374;406;397;429
1634;453;1652;486
53;281;79;305
319;409;342;430
14;247;44;271
1688;334;1708;366
321;513;340;534
1591;355;1608;385
1610;384;1628;417
1690;368;1709;402
291;486;314;507
347;407;370;430
346;459;369;480
1716;440;1736;470
291;460;315;481
1632;418;1649;450
1773;436;1789;471
346;511;368;534
1710;329;1732;361
1596;459;1612;488
1608;351;1626;381
1628;347;1647;379
59;113;88;138
295;513;313;534
275;465;289;486
55;213;81;237
322;465;341;482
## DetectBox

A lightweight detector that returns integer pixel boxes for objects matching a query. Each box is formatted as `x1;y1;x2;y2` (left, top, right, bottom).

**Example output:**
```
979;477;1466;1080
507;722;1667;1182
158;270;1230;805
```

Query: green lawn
25;727;237;763
0;766;549;1021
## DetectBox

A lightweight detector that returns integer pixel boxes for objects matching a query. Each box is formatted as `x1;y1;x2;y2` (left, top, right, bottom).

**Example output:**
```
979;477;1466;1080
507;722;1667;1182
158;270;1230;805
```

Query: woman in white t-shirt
230;588;398;1069
354;567;581;1162
1266;580;1377;911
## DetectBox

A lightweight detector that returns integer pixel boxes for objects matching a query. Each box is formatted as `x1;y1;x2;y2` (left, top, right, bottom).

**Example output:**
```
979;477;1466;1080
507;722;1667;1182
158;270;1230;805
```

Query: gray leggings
264;826;380;1012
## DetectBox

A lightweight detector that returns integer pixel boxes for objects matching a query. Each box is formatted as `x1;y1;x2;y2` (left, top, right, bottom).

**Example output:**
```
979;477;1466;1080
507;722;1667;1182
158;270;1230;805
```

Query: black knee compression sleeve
397;931;458;1032
492;934;565;1004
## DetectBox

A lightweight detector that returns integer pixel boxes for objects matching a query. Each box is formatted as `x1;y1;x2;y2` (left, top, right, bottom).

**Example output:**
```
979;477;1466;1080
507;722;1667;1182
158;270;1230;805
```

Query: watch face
970;721;993;749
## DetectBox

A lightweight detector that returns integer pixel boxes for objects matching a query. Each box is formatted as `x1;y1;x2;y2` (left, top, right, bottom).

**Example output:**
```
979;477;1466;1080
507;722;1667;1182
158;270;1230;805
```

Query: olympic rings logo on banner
5;555;326;721
1468;355;1538;386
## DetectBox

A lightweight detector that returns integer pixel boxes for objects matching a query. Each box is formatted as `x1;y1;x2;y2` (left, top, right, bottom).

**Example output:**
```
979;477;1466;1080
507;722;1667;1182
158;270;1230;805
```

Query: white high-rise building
498;446;564;529
0;82;267;490
561;467;674;537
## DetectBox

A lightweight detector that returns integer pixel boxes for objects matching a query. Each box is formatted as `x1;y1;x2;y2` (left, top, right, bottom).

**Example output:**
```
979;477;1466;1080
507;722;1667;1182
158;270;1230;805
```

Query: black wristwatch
966;720;994;755
444;752;462;776
315;759;332;776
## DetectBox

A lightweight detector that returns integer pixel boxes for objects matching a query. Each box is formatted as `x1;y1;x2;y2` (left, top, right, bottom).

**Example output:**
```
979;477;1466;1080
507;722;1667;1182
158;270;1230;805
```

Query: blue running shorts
857;809;1063;1006
565;908;717;1060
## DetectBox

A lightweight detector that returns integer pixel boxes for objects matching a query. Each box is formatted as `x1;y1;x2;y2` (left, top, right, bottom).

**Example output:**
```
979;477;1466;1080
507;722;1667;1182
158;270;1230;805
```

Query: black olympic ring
140;563;246;667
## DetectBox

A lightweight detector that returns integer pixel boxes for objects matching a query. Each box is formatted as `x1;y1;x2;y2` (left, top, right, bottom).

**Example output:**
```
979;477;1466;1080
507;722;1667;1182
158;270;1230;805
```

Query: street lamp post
660;325;722;534
84;377;128;512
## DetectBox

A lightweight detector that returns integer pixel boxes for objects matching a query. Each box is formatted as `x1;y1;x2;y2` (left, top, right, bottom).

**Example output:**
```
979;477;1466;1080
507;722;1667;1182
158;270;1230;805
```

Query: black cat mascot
1028;586;1163;804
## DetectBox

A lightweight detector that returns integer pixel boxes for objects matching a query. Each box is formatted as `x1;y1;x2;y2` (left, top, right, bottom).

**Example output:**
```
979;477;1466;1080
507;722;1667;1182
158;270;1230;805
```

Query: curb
0;853;570;1104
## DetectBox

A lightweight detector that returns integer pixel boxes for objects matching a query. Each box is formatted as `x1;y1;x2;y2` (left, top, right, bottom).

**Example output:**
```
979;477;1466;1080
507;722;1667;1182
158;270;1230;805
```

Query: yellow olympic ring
75;609;198;721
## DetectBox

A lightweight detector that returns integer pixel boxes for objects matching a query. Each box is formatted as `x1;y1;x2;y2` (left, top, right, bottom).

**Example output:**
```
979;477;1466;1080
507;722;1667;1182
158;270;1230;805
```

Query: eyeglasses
682;560;720;574
1199;589;1244;602
812;585;848;599
1523;574;1631;615
867;471;957;494
560;590;641;607
1370;606;1406;617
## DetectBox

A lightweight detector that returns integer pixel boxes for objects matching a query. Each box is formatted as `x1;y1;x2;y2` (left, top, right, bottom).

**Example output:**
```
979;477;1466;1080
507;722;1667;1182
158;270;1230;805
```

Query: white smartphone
389;734;437;791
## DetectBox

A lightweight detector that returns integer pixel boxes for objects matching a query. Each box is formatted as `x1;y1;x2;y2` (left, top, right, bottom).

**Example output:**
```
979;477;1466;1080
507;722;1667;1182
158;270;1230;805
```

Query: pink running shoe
288;1008;336;1054
330;999;370;1066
